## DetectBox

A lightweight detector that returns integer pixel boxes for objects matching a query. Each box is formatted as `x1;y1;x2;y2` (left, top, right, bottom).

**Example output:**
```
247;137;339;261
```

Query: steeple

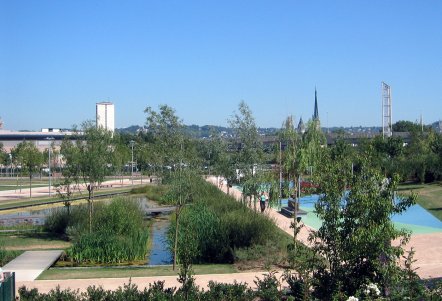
297;117;305;134
313;88;319;121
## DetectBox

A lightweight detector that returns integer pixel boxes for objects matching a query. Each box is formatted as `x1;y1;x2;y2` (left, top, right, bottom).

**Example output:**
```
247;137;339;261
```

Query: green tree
166;168;197;271
57;138;82;213
144;105;184;175
278;116;303;198
299;120;326;177
228;101;264;207
429;131;442;180
404;130;436;183
309;150;415;299
13;141;43;198
0;143;6;168
111;133;131;184
62;122;114;232
393;120;430;132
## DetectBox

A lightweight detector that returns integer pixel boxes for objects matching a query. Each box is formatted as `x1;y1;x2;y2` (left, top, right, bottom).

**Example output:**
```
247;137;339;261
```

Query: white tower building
96;102;115;132
382;82;392;138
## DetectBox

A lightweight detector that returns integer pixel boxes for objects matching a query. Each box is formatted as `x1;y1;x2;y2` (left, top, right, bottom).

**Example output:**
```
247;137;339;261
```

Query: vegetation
38;264;236;280
18;273;442;301
0;245;22;265
167;177;290;269
308;147;415;299
11;141;43;198
2;103;442;300
44;197;149;264
130;184;169;203
398;182;442;220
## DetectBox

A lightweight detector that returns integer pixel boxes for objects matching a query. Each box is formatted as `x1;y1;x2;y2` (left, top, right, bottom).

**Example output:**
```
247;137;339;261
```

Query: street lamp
8;153;12;178
46;137;55;196
129;140;135;186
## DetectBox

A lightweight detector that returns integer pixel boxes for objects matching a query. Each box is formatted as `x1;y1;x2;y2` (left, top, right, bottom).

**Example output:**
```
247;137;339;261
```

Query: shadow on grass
429;208;442;212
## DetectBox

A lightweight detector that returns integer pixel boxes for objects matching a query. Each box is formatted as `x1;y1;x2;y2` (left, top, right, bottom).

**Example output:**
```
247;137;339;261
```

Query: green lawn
398;182;442;221
38;264;238;280
0;233;71;250
0;186;132;210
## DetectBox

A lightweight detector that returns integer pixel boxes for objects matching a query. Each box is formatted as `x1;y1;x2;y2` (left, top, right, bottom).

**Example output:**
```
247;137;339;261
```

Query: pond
0;196;174;266
147;216;172;265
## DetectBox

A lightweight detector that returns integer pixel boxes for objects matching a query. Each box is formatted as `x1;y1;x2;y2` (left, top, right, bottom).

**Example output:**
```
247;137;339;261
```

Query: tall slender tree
13;141;43;198
228;101;264;207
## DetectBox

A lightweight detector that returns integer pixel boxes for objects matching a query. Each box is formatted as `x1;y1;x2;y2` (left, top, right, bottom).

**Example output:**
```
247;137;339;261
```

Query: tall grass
130;185;169;204
168;177;287;265
45;197;149;264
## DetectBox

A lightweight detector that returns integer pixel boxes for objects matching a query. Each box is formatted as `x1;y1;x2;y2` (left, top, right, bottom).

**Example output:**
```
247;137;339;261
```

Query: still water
0;196;173;265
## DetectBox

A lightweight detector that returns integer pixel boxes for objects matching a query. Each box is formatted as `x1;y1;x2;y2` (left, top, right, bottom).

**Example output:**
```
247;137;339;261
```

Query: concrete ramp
2;250;63;281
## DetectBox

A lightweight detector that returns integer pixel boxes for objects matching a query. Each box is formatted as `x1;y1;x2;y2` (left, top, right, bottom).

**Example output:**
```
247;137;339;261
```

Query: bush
45;197;149;264
167;177;286;266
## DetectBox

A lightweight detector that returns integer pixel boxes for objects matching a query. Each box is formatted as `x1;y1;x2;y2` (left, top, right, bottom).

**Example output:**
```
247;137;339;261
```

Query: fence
0;272;15;301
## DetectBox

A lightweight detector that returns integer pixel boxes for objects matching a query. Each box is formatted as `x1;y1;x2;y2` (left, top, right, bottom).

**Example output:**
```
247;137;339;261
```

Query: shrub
167;177;286;266
60;198;149;264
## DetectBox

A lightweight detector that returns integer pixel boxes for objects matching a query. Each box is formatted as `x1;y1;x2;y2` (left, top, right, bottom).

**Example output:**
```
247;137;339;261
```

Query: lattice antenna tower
382;82;392;138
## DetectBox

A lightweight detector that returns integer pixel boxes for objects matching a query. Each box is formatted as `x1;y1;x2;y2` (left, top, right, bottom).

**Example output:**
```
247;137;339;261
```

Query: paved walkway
17;271;278;294
207;176;442;279
3;250;63;281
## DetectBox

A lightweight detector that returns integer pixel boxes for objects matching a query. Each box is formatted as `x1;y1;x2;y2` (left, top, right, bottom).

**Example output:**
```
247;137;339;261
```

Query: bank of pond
0;178;291;270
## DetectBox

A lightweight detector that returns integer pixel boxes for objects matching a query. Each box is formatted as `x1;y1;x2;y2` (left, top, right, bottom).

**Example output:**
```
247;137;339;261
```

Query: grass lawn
38;264;238;280
398;182;442;221
0;186;132;210
0;233;71;250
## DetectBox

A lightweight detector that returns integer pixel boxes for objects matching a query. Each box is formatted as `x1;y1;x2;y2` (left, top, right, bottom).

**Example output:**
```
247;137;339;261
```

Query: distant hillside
116;120;441;138
116;124;278;138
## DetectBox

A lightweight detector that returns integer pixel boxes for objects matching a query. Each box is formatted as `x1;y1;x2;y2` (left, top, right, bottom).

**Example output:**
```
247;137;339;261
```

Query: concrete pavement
3;250;63;281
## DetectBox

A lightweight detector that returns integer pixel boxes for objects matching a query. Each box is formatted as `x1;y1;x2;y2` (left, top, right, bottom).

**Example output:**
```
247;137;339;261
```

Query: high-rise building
96;102;115;132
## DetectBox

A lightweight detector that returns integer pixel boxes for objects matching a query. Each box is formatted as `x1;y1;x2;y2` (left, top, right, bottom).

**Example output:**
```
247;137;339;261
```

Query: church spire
313;88;319;121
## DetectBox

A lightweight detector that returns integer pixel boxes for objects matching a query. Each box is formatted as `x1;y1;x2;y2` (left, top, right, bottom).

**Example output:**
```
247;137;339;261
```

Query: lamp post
130;140;135;186
46;137;55;196
9;153;12;178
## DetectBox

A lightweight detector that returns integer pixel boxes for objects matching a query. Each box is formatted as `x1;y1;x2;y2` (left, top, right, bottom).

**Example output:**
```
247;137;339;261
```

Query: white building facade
96;102;115;132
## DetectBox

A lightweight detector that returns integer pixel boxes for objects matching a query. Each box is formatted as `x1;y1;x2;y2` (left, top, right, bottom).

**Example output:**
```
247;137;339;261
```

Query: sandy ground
17;271;282;294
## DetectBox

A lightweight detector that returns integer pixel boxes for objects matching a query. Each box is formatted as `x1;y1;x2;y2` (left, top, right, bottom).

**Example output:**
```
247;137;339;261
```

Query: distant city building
313;88;319;122
297;117;305;134
96;102;115;132
382;82;392;138
312;88;321;130
41;128;61;133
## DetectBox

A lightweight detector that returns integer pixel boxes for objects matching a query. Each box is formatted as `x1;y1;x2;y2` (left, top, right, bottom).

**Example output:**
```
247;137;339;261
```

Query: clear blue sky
1;0;441;131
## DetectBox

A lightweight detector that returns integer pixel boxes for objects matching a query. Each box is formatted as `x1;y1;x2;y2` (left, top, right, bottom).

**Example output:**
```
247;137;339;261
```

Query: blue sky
1;1;441;130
